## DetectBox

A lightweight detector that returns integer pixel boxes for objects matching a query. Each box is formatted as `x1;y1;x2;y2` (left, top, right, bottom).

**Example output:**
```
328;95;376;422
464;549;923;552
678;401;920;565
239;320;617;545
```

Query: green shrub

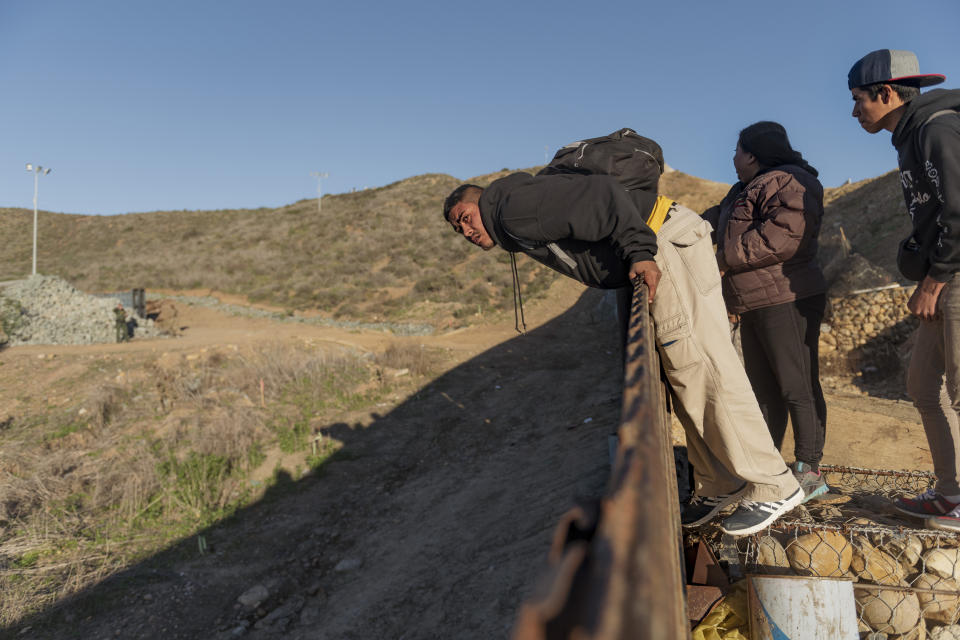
0;296;25;337
44;420;87;441
14;551;40;569
413;273;460;296
274;418;311;454
158;452;232;520
246;442;266;469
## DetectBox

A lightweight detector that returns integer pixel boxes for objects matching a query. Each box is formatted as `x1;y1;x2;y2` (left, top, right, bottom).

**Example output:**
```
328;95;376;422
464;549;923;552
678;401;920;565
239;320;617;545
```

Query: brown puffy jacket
702;165;826;314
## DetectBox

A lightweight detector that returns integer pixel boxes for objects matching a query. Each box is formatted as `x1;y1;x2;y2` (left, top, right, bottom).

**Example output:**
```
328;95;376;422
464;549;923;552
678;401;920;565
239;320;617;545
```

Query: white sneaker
928;504;960;532
720;488;804;536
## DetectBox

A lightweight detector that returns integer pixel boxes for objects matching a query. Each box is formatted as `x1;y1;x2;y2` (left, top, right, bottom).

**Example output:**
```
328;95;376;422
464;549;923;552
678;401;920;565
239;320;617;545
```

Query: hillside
0;165;915;323
0;168;728;328
659;169;731;213
814;170;910;292
822;170;910;270
2;172;518;327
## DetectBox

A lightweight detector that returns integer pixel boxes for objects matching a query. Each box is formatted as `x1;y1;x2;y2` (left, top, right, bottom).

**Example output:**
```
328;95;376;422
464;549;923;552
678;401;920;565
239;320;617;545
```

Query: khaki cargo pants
649;204;798;502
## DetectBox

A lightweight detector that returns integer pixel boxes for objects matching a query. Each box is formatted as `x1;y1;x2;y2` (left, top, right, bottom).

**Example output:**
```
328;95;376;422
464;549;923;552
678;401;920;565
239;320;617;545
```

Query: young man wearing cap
443;154;802;536
848;49;960;529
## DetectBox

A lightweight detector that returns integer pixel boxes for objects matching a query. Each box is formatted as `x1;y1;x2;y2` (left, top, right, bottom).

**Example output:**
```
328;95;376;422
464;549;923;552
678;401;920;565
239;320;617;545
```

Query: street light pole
310;172;329;213
25;163;52;277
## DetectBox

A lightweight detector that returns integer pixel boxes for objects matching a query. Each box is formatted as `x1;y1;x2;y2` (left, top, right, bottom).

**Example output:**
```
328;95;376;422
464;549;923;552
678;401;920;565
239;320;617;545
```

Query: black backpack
536;128;664;192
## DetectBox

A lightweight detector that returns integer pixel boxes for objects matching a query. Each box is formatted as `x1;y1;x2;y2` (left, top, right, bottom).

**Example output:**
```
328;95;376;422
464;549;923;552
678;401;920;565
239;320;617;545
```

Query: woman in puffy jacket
703;121;828;503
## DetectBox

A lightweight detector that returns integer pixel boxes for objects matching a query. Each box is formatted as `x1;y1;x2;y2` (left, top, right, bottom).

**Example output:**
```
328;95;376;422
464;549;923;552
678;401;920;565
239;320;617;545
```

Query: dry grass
0;341;433;626
374;342;442;377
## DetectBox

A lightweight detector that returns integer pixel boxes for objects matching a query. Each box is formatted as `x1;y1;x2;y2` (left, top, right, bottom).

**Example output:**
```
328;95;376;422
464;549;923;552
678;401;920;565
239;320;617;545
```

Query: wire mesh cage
700;466;960;638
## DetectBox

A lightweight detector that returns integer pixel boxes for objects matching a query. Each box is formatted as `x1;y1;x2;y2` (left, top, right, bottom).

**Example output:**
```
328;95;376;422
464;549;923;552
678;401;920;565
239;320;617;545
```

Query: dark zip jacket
891;88;960;282
478;173;658;289
703;164;826;313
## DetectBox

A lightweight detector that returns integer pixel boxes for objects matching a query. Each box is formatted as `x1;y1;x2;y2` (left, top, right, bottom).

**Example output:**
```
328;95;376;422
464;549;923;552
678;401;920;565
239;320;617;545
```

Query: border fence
510;280;960;638
512;282;687;639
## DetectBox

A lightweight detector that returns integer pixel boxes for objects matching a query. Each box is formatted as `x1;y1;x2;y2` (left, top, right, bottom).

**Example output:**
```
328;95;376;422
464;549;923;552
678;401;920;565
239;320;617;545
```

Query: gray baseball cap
848;49;945;90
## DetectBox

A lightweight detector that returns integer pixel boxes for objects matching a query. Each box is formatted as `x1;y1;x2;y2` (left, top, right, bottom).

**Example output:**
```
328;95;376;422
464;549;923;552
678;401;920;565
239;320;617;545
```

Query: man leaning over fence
441;138;802;536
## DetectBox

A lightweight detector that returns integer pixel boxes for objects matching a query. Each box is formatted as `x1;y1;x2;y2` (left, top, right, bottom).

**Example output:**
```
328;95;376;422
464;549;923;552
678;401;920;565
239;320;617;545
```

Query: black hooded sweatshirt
891;88;960;282
477;172;658;289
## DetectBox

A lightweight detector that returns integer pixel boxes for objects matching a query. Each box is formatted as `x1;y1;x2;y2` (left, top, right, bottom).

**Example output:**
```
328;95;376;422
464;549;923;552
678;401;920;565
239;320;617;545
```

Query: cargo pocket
650;266;698;372
656;325;699;373
666;219;722;295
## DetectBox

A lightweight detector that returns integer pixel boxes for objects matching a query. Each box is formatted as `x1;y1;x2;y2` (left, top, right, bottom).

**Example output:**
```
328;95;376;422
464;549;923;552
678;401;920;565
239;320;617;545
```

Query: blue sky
2;0;959;215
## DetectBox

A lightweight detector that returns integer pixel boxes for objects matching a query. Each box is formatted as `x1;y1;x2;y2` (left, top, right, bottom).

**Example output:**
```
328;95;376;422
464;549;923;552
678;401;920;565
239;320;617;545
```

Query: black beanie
738;121;818;177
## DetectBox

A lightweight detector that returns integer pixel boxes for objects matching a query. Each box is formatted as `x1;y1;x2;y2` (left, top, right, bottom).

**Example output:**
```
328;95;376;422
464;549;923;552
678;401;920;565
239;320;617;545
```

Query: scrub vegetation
0;170;558;327
0;340;441;625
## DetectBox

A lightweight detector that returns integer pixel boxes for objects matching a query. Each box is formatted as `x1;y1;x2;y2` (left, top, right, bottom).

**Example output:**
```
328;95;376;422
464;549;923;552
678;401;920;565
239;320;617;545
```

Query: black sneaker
681;484;747;528
719;488;804;536
792;462;829;503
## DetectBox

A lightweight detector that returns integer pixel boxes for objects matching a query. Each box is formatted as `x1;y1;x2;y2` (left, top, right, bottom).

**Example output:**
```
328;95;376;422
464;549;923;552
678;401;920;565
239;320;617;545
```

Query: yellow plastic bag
691;580;749;640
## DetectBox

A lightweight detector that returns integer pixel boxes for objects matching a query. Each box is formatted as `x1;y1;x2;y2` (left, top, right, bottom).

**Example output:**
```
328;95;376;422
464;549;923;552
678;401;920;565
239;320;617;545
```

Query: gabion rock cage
704;466;960;638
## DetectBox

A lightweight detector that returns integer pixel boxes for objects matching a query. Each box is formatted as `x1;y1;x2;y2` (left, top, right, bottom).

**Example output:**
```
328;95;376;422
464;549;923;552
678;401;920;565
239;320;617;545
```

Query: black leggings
739;294;827;466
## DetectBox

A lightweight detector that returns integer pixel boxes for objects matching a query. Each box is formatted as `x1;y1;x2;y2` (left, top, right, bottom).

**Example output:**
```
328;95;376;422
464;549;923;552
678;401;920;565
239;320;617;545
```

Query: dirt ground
2;279;933;639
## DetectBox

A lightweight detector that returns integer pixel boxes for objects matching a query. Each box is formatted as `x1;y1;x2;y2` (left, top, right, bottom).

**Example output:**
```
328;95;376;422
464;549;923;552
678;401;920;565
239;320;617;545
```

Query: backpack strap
546;242;577;269
925;109;956;125
646;195;675;234
914;109;957;161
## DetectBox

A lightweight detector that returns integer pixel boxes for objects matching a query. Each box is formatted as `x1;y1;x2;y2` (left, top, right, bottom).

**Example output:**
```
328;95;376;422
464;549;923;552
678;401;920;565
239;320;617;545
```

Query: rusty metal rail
512;282;687;639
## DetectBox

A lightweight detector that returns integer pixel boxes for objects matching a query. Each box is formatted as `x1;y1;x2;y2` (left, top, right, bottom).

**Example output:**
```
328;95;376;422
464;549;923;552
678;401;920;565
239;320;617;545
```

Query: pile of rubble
0;275;164;347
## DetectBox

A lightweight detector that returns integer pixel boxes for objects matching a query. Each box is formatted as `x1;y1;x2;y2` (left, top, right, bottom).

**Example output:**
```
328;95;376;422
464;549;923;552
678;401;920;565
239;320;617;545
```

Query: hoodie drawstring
510;252;527;334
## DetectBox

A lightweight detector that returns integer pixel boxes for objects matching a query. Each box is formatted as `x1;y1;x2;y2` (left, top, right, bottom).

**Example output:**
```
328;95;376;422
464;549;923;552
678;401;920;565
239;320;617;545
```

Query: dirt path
4;281;934;639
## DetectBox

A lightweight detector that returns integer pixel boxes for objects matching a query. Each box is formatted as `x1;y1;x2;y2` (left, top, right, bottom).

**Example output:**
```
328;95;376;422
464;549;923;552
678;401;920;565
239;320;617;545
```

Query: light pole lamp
310;171;329;213
25;163;52;277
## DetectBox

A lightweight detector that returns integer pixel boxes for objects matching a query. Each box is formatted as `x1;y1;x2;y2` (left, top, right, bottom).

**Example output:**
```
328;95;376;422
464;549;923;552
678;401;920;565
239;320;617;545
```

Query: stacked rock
821;285;917;355
0;275;163;346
